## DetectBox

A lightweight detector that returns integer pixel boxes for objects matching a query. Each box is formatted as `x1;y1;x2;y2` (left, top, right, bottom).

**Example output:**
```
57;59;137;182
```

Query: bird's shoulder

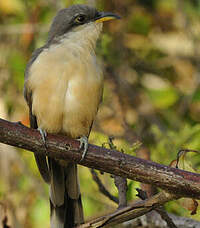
24;45;48;80
24;45;47;103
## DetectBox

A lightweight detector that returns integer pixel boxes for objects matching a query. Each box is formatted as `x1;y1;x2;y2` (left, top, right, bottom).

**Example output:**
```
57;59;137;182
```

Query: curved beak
95;11;121;23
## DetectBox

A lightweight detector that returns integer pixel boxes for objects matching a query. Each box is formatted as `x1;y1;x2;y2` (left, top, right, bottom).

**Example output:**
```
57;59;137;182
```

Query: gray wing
24;46;50;184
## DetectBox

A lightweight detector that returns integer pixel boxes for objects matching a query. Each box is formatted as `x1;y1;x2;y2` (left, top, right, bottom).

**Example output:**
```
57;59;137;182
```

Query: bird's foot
78;136;88;161
38;128;47;149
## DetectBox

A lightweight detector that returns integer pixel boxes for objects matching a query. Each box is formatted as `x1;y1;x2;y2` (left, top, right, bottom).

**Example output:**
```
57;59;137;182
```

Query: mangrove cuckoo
24;4;120;228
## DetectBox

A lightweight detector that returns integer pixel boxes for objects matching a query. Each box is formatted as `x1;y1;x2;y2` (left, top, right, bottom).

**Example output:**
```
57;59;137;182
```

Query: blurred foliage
1;0;200;227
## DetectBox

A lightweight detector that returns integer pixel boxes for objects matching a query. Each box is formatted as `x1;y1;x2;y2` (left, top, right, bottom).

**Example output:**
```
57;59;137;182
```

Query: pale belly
30;78;103;137
28;49;103;137
62;78;103;138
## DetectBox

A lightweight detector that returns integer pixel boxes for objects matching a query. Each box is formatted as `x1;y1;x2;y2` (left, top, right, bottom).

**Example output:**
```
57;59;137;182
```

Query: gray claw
38;128;47;148
78;136;88;161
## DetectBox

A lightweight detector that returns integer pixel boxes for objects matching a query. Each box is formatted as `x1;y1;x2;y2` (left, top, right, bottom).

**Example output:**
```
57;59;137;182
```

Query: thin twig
108;137;128;208
136;188;178;228
90;169;119;204
176;149;200;168
114;176;127;208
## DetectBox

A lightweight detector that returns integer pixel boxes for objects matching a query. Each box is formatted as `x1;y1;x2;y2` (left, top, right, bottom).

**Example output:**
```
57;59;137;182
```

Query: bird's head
47;4;120;44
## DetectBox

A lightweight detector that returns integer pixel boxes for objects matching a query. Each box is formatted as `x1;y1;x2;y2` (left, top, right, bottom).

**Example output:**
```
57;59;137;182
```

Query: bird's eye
74;15;86;24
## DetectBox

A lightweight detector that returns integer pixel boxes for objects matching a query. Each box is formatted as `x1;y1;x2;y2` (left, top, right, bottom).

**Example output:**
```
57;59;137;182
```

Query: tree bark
1;118;200;199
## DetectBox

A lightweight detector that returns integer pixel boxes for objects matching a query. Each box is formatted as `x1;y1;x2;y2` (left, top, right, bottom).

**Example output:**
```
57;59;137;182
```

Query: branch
90;169;119;204
77;191;178;227
136;188;177;228
120;212;200;228
114;176;127;208
1;118;200;199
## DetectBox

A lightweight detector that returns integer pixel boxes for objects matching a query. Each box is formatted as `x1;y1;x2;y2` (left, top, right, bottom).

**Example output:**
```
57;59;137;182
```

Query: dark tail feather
34;155;50;183
50;194;83;228
49;158;84;228
29;113;50;184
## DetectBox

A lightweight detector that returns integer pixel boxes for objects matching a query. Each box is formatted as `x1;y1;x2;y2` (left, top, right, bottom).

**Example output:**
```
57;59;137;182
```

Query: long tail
49;158;84;228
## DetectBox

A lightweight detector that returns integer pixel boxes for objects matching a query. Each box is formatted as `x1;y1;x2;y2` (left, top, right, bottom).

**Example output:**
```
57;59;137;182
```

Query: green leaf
146;87;178;109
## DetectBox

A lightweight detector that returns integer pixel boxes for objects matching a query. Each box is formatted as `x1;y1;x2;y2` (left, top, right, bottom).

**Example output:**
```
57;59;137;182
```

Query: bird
24;4;120;228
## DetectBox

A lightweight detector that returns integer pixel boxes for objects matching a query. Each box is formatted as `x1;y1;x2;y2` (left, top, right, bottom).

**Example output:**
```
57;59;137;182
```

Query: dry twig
77;191;178;227
136;188;177;228
108;137;128;208
90;169;119;204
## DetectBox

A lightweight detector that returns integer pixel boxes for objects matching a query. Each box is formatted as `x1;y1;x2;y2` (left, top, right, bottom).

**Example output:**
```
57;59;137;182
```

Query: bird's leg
78;136;88;161
38;128;48;149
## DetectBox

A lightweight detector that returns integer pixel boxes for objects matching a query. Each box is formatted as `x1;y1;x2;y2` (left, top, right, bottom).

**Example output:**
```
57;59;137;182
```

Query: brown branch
158;209;178;228
107;137;128;208
77;191;178;227
136;188;177;228
114;176;127;208
1;118;200;199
